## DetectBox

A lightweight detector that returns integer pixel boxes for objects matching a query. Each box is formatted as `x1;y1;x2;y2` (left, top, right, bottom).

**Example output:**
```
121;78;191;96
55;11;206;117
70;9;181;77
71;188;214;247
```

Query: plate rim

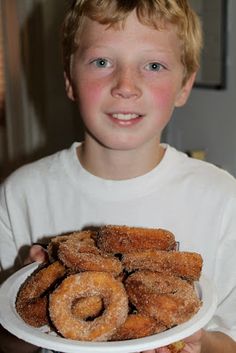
0;263;217;353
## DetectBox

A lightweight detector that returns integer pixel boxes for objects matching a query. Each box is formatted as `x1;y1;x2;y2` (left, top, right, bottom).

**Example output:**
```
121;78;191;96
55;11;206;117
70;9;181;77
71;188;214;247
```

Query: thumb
29;244;48;263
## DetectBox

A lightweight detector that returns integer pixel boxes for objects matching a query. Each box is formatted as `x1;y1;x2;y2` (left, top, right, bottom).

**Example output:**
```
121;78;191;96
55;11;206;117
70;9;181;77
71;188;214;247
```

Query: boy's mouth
111;113;142;121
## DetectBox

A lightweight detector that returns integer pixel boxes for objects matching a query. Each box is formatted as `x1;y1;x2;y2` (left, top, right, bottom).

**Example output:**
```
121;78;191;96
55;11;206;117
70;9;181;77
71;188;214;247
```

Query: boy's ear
64;72;76;101
175;72;196;107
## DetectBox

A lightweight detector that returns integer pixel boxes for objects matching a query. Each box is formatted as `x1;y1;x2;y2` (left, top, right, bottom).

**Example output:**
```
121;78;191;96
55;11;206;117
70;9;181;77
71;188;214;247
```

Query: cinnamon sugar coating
122;250;203;281
15;261;66;327
125;271;201;328
49;271;129;341
97;225;176;254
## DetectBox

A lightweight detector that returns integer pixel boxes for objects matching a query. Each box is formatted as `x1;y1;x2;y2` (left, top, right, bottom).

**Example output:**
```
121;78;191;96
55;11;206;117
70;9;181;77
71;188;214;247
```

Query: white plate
0;263;217;353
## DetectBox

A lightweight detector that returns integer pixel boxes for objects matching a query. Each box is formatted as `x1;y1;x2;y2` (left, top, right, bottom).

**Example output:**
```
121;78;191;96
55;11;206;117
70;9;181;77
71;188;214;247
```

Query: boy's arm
0;182;20;278
144;330;236;353
201;330;236;353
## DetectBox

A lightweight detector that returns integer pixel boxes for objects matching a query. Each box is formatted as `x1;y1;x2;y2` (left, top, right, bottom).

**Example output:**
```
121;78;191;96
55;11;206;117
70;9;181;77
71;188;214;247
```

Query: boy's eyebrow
79;45;112;52
79;45;175;56
141;48;176;55
76;45;113;58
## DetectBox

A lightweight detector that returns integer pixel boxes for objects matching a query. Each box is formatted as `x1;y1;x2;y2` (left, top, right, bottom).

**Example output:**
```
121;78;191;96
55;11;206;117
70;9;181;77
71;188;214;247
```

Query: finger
157;348;171;353
29;245;48;263
141;349;170;353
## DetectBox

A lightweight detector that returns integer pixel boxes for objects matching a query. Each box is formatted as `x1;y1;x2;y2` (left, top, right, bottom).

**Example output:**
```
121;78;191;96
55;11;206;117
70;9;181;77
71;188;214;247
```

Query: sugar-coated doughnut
49;271;129;341
58;234;123;276
125;271;201;328
97;225;176;254
110;314;158;340
122;250;203;281
47;230;96;262
15;261;66;327
168;340;186;353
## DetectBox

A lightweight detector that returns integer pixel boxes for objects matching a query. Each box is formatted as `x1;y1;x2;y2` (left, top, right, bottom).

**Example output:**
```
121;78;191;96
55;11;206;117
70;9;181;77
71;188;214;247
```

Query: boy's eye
92;58;111;68
145;62;164;72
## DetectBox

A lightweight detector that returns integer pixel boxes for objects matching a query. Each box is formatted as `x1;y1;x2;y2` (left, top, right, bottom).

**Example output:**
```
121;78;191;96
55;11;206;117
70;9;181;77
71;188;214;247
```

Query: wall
166;0;236;176
0;0;84;179
0;11;6;167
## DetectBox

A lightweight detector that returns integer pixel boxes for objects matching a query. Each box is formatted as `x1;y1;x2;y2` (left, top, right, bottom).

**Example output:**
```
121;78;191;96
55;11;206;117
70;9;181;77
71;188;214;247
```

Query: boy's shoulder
168;145;236;195
2;143;78;192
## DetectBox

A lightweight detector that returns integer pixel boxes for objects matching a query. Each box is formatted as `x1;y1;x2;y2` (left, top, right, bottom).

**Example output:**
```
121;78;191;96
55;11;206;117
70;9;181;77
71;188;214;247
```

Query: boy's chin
100;140;148;152
86;131;161;153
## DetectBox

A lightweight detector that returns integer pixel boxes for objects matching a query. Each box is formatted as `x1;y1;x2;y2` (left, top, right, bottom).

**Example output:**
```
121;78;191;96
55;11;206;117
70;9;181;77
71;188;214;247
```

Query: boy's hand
142;330;202;353
24;244;48;264
181;330;202;353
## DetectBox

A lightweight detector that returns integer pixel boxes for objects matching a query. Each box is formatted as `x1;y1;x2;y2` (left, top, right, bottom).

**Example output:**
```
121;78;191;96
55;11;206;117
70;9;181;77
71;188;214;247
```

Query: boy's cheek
149;85;177;110
77;80;178;113
78;82;104;105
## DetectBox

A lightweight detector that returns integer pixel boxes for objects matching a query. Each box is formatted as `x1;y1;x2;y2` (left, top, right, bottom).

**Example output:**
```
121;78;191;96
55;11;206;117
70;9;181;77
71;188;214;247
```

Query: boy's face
66;12;195;152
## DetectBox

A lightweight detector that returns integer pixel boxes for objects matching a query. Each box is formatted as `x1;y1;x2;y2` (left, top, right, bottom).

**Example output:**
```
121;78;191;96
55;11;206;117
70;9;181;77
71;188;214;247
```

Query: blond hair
62;0;202;84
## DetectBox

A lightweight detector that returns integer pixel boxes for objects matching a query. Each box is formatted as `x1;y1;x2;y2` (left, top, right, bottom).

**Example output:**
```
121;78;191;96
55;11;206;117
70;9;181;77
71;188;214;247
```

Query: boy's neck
76;138;165;180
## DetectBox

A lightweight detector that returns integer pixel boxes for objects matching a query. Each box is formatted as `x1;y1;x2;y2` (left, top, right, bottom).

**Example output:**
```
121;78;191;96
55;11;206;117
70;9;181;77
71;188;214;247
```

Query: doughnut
15;261;66;327
47;234;71;261
58;235;123;276
72;296;103;320
125;271;201;328
168;340;186;353
47;230;96;261
97;225;176;254
110;313;158;340
122;250;203;281
49;271;129;341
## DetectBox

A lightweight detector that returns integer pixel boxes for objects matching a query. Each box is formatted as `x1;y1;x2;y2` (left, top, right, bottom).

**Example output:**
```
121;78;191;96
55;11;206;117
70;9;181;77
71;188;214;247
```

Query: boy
0;1;236;352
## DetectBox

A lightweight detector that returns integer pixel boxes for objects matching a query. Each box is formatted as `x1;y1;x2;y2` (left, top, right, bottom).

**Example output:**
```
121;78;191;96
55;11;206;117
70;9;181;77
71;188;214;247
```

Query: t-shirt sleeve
205;196;236;340
0;182;20;280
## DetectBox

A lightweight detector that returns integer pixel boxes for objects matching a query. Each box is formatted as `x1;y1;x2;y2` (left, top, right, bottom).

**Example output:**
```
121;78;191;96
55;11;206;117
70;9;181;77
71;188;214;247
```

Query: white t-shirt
1;142;236;341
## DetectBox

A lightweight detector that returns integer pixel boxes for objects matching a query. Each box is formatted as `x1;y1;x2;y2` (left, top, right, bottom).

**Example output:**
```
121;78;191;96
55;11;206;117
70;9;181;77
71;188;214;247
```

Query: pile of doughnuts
15;225;203;345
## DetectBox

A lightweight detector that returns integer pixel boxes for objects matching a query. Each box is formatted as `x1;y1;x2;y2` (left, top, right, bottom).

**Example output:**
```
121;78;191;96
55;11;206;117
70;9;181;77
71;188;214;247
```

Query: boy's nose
111;67;142;99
